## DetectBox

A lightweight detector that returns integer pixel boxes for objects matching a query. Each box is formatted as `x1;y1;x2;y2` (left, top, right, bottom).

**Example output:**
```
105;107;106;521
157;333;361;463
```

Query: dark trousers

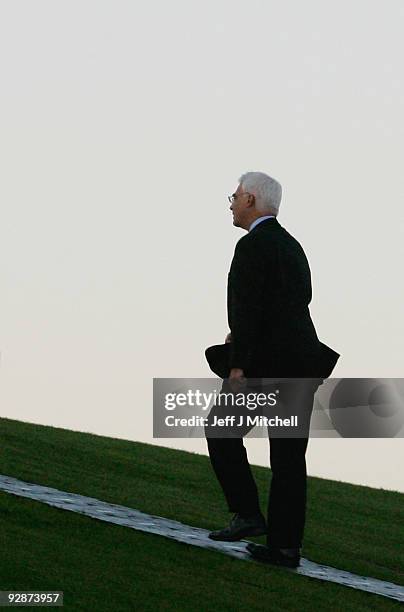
205;377;322;548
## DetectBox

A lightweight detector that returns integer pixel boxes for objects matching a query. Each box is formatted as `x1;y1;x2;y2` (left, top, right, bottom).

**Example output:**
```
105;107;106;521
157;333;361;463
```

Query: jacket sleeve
228;237;266;371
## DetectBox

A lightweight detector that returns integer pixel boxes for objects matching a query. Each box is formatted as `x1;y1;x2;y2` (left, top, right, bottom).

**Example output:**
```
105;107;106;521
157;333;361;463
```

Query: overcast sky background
1;1;403;492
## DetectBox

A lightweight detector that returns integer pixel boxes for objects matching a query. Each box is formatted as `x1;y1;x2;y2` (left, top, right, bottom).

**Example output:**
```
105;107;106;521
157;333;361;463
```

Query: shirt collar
248;215;275;232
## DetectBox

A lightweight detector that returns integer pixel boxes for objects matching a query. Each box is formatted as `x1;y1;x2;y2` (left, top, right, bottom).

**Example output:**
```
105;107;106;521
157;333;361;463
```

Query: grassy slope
0;416;403;611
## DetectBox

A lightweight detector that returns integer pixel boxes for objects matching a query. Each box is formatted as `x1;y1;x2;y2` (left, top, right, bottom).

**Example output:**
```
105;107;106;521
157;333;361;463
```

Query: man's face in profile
229;184;252;228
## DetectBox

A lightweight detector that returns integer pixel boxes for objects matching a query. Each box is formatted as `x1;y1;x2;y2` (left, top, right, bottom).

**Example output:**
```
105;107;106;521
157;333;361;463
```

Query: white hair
238;171;282;215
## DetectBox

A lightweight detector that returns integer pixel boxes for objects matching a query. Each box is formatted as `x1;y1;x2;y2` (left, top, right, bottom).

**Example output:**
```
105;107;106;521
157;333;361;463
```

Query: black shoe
246;542;301;568
208;513;267;541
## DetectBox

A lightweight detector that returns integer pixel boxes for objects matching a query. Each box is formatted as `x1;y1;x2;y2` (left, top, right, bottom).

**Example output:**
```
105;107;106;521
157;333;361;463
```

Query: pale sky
1;1;403;492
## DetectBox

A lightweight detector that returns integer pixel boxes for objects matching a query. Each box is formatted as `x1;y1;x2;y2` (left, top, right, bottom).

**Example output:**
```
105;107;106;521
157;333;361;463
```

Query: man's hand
229;367;246;392
225;332;232;344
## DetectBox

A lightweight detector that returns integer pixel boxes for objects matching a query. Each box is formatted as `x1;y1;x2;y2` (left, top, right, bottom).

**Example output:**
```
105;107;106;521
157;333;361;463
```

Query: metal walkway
1;474;403;604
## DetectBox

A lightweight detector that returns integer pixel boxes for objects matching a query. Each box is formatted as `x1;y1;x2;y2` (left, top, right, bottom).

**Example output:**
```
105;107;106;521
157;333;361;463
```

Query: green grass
0;416;403;611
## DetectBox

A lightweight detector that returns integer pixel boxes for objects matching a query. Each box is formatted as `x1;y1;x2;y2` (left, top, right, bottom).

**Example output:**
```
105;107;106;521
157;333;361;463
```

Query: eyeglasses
228;192;253;204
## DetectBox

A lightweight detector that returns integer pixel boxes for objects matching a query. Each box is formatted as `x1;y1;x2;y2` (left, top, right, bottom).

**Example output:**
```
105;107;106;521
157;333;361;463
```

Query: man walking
204;171;339;568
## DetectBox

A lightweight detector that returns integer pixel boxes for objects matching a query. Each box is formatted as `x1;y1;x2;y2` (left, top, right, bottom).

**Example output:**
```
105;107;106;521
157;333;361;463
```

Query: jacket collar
249;216;279;233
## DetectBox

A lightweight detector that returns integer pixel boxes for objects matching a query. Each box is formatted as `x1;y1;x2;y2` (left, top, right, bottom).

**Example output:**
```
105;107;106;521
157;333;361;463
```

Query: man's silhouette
204;171;339;568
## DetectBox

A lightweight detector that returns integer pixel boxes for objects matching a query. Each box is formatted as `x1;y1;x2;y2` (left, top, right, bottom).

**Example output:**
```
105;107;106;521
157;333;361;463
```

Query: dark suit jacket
206;217;340;379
